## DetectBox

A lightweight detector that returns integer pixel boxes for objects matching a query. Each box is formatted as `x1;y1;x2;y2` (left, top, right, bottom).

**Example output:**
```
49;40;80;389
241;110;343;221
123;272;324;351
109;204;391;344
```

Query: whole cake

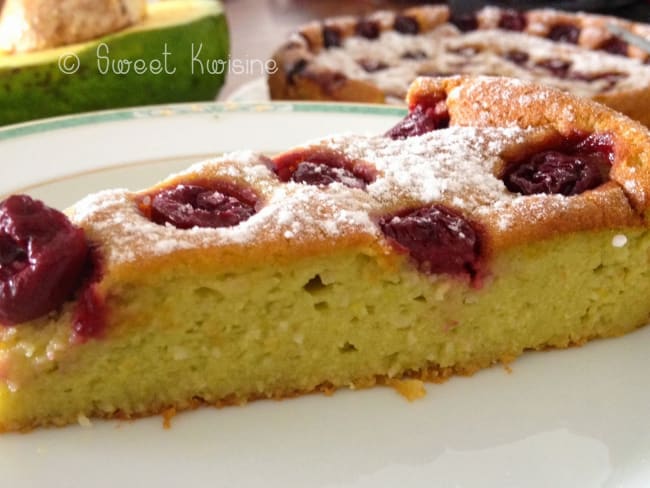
269;5;650;126
2;76;650;432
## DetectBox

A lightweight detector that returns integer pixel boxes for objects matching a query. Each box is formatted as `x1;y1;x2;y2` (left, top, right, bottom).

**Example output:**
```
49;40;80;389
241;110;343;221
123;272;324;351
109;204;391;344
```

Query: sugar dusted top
70;76;647;273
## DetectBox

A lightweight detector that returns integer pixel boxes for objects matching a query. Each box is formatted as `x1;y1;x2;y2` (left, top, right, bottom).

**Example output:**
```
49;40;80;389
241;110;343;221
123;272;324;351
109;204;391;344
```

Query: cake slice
269;5;650;126
2;76;650;432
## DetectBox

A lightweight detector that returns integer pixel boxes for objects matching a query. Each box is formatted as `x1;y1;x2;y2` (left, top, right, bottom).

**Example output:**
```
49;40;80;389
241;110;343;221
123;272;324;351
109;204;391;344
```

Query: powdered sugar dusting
69;120;569;269
311;13;650;102
320;126;530;214
70;152;380;267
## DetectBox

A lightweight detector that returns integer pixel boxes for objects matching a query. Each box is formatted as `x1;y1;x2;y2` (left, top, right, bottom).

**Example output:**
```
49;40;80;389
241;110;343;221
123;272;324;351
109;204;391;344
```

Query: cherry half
379;204;483;279
394;15;419;35
139;181;258;230
503;133;614;196
0;195;88;325
385;98;450;140
498;10;527;31
273;151;376;189
547;24;580;44
71;246;106;341
450;13;479;32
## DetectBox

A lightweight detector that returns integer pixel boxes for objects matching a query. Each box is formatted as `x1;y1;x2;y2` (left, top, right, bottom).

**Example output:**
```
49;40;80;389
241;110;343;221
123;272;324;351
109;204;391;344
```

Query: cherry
599;37;628;56
548;24;580;44
141;182;258;230
322;26;342;48
504;50;529;65
292;163;364;188
71;246;106;341
356;19;380;39
385;100;450;140
536;58;572;78
273;152;375;189
503;133;614;196
379;205;482;278
498;10;527;31
0;195;88;325
394;15;419;35
499;10;528;32
570;71;626;91
418;70;455;78
73;286;106;341
450;13;478;32
402;50;428;60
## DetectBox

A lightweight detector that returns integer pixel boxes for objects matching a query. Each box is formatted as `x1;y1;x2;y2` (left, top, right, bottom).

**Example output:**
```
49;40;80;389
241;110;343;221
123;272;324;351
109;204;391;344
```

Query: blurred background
220;0;650;97
0;0;648;124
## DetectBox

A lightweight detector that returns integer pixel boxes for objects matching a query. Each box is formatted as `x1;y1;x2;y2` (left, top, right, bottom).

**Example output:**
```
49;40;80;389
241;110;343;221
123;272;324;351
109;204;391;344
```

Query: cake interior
1;228;650;431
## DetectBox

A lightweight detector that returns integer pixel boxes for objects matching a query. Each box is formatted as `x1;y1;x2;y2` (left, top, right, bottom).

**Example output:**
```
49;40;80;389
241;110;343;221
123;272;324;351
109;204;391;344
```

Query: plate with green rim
0;102;649;488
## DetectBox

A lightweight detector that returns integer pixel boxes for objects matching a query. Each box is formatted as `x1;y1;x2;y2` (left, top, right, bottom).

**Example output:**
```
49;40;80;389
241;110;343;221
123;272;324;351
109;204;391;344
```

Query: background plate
1;103;649;488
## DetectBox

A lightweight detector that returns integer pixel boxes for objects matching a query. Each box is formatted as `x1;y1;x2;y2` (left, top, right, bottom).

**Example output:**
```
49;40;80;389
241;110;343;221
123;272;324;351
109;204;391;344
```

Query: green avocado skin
0;14;229;126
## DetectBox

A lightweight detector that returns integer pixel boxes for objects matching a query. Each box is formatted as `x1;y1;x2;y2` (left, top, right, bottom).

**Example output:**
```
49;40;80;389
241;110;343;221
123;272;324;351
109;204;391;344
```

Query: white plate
1;103;649;488
224;77;270;103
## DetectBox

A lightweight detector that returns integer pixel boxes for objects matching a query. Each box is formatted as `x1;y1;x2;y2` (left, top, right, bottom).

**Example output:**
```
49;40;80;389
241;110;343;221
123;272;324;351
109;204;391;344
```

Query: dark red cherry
379;205;482;278
402;50;428;60
72;285;106;341
142;182;258;230
450;13;478;32
292;162;365;188
536;58;572;78
548;24;580;44
503;50;529;65
356;19;380;39
0;195;88;325
570;71;626;91
385;100;450;140
499;10;527;31
394;15;419;35
274;152;376;189
70;245;106;341
599;37;628;56
322;26;342;48
503;133;614;196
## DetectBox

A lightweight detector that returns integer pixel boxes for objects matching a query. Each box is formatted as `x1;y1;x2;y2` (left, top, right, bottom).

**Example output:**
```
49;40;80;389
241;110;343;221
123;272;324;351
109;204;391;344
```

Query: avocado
0;0;230;126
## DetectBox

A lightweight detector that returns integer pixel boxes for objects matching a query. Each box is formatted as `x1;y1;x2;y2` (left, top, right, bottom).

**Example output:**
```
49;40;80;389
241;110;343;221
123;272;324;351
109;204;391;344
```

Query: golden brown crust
594;87;650;129
70;76;650;293
412;76;650;217
269;5;650;126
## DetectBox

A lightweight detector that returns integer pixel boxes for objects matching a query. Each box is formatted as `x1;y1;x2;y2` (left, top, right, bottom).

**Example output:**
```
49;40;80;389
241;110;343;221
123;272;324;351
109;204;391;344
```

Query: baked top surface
271;5;650;104
67;76;650;281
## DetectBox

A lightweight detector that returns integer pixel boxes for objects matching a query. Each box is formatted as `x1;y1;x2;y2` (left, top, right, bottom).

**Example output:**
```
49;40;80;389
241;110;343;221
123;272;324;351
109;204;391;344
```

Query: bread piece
0;0;146;53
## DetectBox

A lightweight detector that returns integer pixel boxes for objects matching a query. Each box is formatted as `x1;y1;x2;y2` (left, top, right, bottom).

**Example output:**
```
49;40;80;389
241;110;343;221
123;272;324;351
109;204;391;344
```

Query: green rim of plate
0;102;407;142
